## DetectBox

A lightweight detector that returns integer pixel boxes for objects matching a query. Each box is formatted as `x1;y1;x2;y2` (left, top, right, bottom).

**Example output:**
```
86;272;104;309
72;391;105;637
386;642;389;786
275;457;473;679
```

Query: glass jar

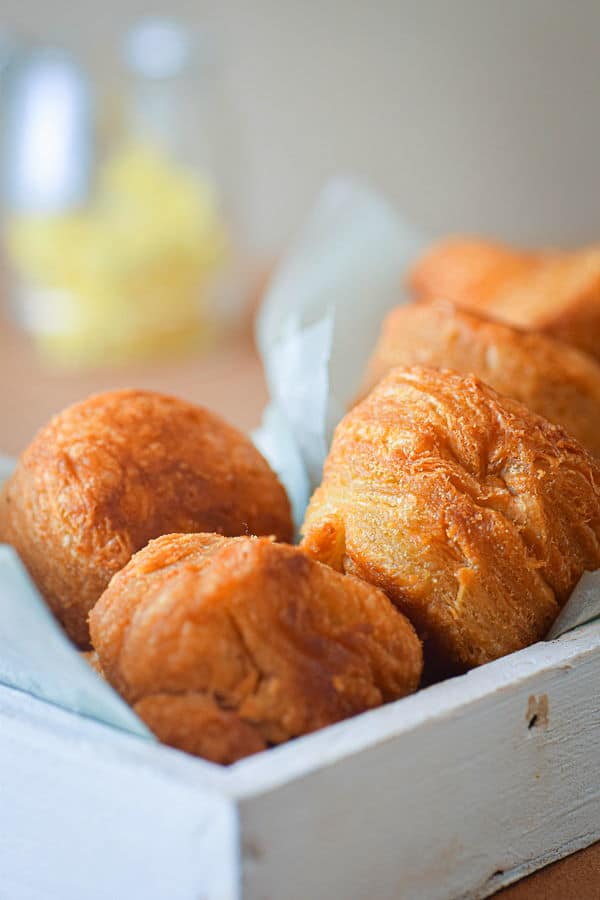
1;19;241;367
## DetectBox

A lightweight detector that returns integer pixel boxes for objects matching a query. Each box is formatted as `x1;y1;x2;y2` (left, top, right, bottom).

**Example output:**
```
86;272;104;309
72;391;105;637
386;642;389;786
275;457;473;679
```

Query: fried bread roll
408;237;600;361
359;300;600;456
0;390;292;646
302;367;600;675
89;533;422;764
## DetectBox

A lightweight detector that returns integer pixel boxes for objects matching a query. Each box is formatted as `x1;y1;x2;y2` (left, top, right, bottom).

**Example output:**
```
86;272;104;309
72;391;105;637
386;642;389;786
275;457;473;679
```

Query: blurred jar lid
123;17;216;80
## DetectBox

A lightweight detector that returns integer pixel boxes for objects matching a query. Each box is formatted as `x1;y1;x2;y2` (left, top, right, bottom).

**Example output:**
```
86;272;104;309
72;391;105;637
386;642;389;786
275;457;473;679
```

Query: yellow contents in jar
7;144;228;366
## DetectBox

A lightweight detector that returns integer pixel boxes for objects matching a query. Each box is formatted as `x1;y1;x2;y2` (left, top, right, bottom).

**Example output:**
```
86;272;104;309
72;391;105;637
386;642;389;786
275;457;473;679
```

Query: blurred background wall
3;0;600;254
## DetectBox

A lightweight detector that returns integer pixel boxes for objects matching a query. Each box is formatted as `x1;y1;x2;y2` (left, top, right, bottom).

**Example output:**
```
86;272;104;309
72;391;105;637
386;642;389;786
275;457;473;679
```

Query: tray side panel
239;634;600;900
0;686;240;900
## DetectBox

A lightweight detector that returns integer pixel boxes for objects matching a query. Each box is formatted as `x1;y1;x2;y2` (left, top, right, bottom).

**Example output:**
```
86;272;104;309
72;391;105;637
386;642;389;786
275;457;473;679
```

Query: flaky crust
89;533;422;764
359;300;600;456
302;367;600;675
408;237;600;361
0;390;292;647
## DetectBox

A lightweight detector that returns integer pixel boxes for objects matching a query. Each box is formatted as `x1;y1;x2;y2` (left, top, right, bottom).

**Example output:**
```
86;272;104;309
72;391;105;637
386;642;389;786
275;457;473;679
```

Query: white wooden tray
2;620;599;900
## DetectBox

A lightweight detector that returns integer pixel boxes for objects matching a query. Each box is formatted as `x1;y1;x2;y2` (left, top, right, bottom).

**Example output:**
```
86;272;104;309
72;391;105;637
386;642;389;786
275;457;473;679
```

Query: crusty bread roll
302;366;600;675
0;390;292;647
89;533;422;764
358;300;600;456
408;237;600;361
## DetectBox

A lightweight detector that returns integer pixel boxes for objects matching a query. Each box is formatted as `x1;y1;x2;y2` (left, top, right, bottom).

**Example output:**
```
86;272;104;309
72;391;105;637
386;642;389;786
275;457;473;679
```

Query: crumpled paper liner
0;544;152;738
0;179;598;742
547;571;600;639
254;177;424;517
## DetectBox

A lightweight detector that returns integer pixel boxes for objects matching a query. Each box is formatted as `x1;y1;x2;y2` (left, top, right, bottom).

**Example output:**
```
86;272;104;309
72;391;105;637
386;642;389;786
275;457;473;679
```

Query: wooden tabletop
0;317;268;457
0;312;598;898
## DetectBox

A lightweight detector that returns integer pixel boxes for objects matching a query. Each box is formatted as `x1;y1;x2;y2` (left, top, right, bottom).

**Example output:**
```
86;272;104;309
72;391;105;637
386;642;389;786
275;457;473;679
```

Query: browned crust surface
0;390;292;646
408;237;600;361
359;299;600;456
302;366;600;675
89;533;422;764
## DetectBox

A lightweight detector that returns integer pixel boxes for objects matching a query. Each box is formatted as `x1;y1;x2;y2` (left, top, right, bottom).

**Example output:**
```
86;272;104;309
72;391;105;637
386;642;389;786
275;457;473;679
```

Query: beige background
3;0;600;254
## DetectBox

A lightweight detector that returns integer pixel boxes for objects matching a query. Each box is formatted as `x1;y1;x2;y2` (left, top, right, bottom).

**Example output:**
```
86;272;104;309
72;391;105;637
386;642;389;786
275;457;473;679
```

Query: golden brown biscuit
358;300;600;456
302;367;600;675
0;390;292;647
89;533;422;764
408;237;600;361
